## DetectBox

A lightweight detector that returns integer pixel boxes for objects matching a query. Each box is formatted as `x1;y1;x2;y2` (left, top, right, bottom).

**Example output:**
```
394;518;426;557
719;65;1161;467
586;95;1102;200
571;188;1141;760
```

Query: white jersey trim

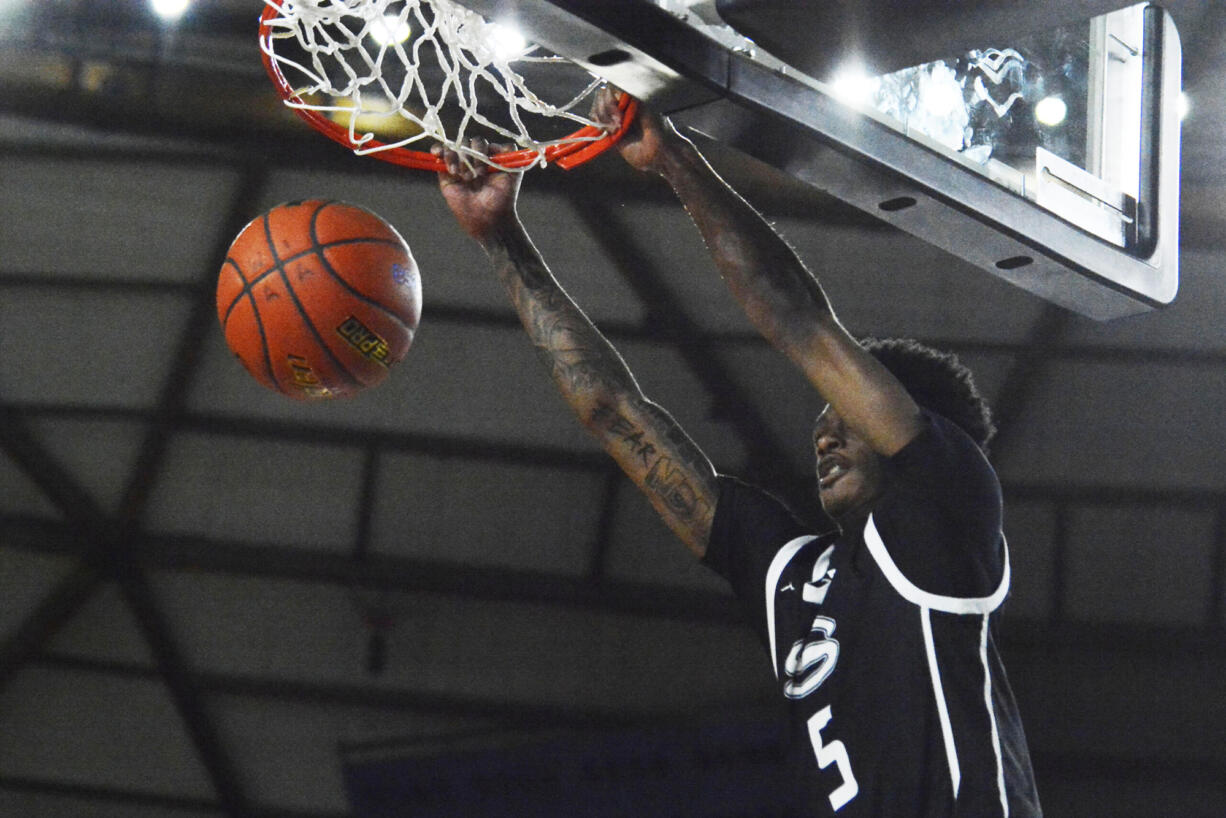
923;608;1010;814
765;534;820;679
863;515;1010;614
982;615;1010;816
922;606;960;799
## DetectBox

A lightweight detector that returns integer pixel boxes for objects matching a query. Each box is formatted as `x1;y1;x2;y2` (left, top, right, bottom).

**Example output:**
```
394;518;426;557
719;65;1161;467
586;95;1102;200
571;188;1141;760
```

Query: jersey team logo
783;545;840;700
803;544;837;604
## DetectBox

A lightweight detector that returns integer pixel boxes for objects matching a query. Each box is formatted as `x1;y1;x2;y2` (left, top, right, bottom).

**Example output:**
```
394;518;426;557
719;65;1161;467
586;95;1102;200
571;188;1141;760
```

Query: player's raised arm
594;90;923;458
434;143;719;557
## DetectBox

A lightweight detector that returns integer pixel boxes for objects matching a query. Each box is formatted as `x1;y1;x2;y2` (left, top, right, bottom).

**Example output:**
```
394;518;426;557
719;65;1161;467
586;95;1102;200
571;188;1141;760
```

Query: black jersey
704;411;1041;817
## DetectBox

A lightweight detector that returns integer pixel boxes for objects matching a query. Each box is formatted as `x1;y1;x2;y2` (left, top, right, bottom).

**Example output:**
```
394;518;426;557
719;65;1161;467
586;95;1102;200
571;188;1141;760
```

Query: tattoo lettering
619;430;657;466
591;402;710;520
591;403;658;465
645;456;712;519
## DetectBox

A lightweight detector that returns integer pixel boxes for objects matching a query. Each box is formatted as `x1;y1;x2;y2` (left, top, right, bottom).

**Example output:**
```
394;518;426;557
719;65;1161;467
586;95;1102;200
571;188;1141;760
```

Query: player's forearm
481;218;643;420
656;138;837;349
653;137;923;454
481;218;718;555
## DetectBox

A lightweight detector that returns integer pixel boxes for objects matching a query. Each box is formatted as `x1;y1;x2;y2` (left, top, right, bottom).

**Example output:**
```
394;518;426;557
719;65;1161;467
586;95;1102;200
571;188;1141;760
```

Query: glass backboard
842;3;1159;255
453;0;1181;321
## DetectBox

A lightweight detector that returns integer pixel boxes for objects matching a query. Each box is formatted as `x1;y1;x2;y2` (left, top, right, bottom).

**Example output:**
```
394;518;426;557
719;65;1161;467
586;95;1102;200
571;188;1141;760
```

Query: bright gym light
488;23;528;59
369;13;411;47
1034;95;1067;127
150;0;190;21
1180;91;1190;120
828;67;875;105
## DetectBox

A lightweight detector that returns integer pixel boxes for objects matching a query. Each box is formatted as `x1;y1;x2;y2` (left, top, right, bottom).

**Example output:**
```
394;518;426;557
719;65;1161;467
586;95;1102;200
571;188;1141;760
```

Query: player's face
813;405;886;524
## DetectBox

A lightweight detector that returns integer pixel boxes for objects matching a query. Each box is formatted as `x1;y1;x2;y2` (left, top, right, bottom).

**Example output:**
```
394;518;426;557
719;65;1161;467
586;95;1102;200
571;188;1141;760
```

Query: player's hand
591;86;680;175
434;138;520;246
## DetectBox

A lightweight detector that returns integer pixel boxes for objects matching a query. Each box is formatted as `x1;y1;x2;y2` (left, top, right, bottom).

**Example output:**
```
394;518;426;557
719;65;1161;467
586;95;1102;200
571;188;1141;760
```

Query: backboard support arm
458;0;1182;321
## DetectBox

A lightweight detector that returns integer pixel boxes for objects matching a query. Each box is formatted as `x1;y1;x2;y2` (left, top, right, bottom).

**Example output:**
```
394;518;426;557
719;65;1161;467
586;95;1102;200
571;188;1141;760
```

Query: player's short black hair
859;337;996;453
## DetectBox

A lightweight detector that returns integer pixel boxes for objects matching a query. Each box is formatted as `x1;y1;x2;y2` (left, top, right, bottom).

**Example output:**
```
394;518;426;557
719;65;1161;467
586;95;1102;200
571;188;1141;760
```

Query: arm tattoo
591;402;713;525
489;228;636;397
487;225;715;537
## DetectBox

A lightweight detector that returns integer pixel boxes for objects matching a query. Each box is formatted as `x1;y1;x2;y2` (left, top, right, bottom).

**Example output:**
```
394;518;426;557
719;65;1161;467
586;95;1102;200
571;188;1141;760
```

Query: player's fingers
433;144;462;185
432;144;453;181
611;99;629;131
445;145;466;178
591;85;620;128
465;137;490;172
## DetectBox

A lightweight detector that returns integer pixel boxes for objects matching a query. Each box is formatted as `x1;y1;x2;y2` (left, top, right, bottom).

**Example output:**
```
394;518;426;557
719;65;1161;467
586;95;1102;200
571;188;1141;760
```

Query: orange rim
259;5;636;172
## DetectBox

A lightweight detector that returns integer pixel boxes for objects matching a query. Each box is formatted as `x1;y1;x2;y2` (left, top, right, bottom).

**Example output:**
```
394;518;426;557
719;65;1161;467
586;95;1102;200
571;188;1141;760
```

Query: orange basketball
216;200;421;400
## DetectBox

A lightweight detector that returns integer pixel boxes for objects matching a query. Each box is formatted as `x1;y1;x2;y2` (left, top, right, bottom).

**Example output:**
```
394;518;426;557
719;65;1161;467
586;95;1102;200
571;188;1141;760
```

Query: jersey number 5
807;705;859;811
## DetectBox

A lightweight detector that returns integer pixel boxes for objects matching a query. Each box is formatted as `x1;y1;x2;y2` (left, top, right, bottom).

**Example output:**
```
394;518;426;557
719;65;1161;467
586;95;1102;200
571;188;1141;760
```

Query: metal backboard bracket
458;0;1181;321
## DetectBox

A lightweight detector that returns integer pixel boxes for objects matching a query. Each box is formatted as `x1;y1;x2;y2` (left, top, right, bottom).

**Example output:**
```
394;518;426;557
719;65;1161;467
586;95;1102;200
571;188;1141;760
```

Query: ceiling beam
139;528;745;626
36;652;637;729
111;563;251;817
0;562;101;689
116;163;270;526
0;423;249;814
103;163;275;818
0;774;219;816
0;167;276;817
30;648;1226;792
351;444;381;563
8;511;1226;644
979;304;1074;457
39;611;1226;711
0;116;883;229
586;465;627;581
1049;502;1072;624
0;403;113;688
1;513;738;624
7;402;1226;510
8;274;1226;369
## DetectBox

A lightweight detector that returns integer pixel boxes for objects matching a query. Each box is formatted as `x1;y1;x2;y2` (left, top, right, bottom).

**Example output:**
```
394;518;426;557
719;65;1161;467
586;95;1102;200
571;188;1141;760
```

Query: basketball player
434;89;1041;816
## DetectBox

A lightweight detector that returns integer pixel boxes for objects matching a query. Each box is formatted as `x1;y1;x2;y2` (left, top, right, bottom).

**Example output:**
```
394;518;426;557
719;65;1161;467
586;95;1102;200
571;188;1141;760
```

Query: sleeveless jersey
704;411;1041;817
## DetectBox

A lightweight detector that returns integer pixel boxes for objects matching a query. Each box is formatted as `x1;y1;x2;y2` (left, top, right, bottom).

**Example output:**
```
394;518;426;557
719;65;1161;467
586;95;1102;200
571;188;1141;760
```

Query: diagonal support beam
0;164;271;818
0;404;114;686
0;562;101;689
97;163;274;818
0;399;252;818
115;164;270;528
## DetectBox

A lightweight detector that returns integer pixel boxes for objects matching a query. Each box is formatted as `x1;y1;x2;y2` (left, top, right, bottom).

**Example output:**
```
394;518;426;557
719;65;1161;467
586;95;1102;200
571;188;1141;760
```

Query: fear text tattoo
590;402;713;523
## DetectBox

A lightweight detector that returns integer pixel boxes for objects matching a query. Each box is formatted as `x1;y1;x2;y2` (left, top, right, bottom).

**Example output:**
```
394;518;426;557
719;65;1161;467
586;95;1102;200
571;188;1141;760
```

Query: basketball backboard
452;0;1182;321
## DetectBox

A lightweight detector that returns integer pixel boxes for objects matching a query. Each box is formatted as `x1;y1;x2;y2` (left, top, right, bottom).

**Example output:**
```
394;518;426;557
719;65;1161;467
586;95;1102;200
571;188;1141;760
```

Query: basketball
216;200;421;400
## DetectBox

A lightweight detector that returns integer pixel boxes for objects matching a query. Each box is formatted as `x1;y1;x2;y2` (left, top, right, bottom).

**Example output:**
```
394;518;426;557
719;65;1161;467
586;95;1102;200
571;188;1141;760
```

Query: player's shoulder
714;475;814;535
884;409;1000;501
894;408;987;462
705;475;823;577
872;411;1006;600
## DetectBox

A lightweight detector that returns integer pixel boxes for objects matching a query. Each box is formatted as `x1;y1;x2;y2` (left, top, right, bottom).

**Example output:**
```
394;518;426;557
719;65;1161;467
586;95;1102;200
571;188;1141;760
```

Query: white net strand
260;0;610;171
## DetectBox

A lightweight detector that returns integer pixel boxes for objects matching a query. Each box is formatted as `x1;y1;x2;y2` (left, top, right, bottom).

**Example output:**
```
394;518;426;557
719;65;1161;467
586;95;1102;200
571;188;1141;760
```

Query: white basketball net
260;0;610;171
